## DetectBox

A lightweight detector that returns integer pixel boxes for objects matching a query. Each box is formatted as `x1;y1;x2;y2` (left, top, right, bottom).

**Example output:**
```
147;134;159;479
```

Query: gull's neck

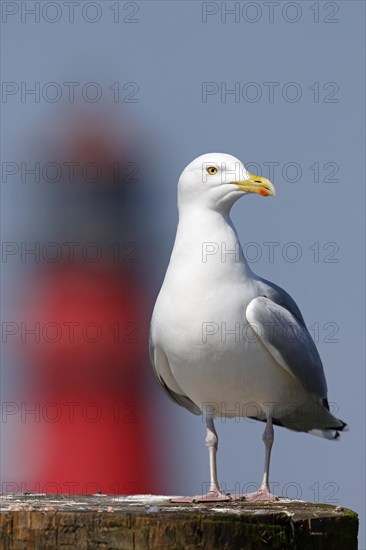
170;204;254;279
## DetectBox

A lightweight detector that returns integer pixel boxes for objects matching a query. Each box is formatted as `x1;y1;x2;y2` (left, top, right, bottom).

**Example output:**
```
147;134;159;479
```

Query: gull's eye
206;166;218;175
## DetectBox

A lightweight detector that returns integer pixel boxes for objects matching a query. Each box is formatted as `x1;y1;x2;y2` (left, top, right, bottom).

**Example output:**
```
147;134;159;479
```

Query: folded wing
246;296;327;398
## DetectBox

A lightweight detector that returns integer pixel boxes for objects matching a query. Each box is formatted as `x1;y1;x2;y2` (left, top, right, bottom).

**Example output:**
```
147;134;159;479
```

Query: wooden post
0;493;358;549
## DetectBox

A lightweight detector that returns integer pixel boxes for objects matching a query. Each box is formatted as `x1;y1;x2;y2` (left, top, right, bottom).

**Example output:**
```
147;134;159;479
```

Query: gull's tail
308;420;349;441
293;399;348;440
254;399;349;440
307;398;348;440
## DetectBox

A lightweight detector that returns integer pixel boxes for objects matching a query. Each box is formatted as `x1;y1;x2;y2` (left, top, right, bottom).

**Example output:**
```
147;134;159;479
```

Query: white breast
151;208;307;419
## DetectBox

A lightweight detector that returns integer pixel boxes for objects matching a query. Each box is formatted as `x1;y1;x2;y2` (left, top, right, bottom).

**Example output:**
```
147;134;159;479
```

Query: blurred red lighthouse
11;108;165;495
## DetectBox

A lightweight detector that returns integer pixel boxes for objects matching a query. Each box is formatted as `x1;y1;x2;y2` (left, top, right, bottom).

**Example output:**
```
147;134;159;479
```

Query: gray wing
246;295;327;398
256;276;306;325
149;333;201;415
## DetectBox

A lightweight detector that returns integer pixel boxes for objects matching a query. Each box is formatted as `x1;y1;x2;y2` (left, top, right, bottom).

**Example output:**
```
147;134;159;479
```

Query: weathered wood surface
0;493;358;550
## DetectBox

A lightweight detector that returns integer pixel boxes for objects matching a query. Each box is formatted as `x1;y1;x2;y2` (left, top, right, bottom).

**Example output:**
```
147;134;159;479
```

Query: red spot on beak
259;189;269;196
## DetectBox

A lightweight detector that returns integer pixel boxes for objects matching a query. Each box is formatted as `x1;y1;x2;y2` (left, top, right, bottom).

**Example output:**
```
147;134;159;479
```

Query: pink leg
244;415;278;501
171;418;230;503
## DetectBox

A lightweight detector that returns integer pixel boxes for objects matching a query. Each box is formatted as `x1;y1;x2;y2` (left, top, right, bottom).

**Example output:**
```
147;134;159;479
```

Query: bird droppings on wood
0;493;358;549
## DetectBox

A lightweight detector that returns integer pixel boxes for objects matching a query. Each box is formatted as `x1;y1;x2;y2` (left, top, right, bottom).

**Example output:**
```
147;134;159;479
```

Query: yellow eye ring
206;166;218;175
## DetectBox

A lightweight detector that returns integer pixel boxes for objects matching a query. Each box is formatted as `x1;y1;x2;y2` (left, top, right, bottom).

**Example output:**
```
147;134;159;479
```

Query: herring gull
150;153;347;502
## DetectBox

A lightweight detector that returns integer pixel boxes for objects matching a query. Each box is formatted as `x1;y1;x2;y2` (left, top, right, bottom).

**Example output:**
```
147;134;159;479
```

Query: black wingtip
323;420;349;440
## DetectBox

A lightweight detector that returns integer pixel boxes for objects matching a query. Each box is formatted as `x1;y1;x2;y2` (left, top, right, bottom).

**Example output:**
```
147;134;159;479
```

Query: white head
178;153;275;213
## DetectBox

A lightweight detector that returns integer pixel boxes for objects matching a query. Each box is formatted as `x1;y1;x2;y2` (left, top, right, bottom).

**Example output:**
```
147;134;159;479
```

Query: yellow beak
233;173;276;197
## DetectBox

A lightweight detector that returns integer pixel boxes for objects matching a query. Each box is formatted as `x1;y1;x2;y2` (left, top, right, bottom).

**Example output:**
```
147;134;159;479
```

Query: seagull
150;153;347;502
